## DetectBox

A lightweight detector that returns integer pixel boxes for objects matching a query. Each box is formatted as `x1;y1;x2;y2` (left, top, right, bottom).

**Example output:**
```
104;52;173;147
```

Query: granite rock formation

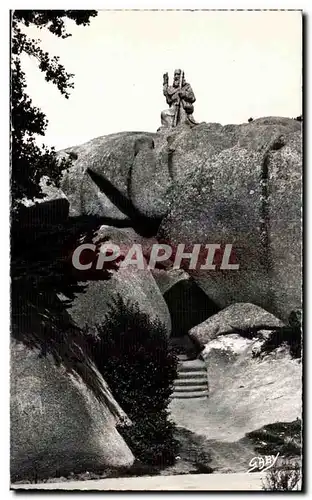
13;115;302;479
189;302;285;346
67;225;171;333
11;340;134;482
55;116;302;322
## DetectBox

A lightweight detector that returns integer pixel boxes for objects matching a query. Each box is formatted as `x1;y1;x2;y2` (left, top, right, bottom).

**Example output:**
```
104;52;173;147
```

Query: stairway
171;357;209;399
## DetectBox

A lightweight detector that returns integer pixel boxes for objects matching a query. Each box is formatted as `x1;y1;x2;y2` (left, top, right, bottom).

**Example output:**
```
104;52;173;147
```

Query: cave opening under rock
164;277;220;359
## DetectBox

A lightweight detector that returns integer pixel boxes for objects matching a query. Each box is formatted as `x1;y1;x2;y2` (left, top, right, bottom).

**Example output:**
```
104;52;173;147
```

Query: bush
85;295;178;467
119;411;177;467
262;461;302;491
261;311;301;359
251;310;302;359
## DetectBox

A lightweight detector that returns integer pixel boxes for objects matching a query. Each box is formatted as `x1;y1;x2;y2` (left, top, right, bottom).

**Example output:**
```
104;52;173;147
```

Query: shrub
257;310;302;359
262;461;302;491
249;310;302;360
85;295;178;467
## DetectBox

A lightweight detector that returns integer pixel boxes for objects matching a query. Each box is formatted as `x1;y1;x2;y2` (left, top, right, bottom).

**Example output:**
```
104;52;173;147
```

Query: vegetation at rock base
262;461;301;491
11;10;97;211
229;310;302;359
85;295;179;467
246;420;301;457
253;310;302;359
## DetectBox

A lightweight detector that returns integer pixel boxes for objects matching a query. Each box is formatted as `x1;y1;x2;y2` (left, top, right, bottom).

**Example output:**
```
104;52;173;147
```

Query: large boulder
59;131;171;221
158;119;302;321
202;335;302;436
190;303;284;345
11;340;134;482
55;116;301;322
66;226;171;334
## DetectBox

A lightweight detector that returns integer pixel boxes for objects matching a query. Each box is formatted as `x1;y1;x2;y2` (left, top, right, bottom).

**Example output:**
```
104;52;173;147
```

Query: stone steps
171;390;209;399
177;370;207;379
172;358;208;399
174;378;207;387
178;359;207;372
174;384;208;392
177;354;190;361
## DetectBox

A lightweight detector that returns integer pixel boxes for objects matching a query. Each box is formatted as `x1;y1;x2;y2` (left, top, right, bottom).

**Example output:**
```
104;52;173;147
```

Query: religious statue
160;69;197;128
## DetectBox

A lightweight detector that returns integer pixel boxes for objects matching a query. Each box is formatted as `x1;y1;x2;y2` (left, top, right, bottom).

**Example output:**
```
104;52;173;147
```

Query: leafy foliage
11;10;102;372
251;310;302;359
11;10;97;208
262;461;302;491
86;296;179;466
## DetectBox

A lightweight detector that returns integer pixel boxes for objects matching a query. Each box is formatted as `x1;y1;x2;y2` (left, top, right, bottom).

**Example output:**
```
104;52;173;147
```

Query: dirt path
169;344;301;473
169;347;301;442
11;472;265;491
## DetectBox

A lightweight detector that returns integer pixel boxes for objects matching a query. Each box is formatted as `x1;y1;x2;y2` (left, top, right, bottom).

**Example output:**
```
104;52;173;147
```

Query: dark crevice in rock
259;136;286;307
166;135;177;180
271;135;286;151
260;151;270;271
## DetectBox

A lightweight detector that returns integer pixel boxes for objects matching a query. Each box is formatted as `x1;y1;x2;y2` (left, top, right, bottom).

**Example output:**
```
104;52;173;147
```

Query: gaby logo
71;242;240;271
248;453;280;473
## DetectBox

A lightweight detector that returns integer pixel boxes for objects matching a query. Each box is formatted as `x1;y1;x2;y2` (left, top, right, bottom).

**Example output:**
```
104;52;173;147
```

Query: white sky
20;10;302;151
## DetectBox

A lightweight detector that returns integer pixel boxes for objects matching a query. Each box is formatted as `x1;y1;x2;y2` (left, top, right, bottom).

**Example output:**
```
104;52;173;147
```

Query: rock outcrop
13;116;301;479
55;116;301;322
202;335;301;436
11;340;134;482
158;119;302;321
190;302;284;345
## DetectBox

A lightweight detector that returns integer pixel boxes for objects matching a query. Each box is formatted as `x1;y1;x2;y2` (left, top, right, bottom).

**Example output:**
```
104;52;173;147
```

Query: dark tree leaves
11;11;104;363
11;9;97;209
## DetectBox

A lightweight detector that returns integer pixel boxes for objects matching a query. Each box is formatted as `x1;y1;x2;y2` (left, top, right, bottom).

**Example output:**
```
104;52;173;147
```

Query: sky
20;10;302;151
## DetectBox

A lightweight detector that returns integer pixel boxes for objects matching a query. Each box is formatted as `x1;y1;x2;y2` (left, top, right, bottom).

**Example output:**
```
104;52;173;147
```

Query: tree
11;10;97;210
85;296;179;466
10;11;116;406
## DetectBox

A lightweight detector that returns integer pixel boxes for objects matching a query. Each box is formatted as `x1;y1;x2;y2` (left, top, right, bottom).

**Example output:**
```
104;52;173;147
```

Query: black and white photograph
9;7;303;491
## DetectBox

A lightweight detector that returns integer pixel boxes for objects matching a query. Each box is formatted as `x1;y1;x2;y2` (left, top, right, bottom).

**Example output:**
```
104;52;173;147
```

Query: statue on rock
160;69;198;129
